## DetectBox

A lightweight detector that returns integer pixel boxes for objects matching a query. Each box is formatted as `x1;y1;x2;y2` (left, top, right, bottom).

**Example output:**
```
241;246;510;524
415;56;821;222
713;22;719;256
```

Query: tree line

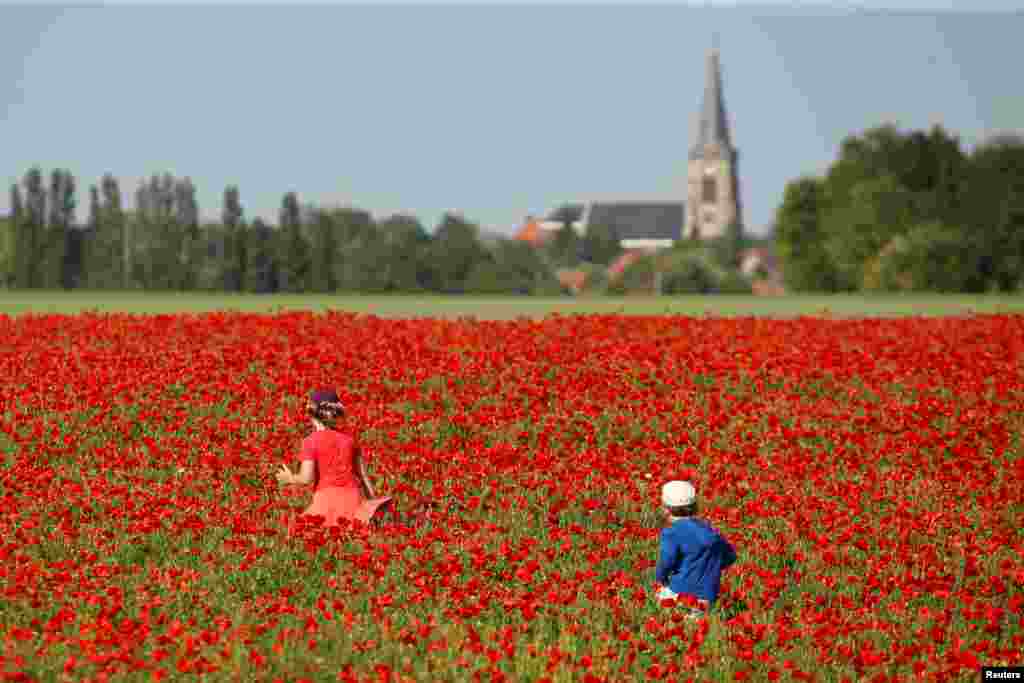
774;125;1024;293
11;122;1008;297
0;171;599;295
0;168;760;296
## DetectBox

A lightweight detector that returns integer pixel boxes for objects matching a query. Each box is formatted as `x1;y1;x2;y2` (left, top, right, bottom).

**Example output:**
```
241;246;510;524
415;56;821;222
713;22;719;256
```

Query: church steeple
690;48;733;159
684;45;743;240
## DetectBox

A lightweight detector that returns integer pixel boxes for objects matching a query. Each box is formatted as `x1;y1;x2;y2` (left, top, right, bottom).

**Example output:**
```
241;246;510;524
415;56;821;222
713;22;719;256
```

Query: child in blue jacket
655;480;736;617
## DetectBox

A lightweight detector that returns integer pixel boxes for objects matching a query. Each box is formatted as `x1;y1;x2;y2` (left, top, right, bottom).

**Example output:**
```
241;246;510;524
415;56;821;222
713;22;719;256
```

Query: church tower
685;48;742;240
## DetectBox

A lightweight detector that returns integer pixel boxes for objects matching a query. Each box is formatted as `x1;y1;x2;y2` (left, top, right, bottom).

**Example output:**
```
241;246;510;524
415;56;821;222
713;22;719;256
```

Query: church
516;48;743;248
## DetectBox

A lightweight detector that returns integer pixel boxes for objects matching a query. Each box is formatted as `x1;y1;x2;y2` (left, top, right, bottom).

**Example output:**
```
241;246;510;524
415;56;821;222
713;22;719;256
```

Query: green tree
425;213;488;293
27;169;76;290
717;270;753;294
221;185;245;291
548;216;581;266
875;222;973;292
465;239;558;294
133;174;188;290
0;214;12;288
711;219;743;270
580;222;621;267
19;168;47;289
5;184;24;288
46;169;76;289
95;175;128;290
244;218;277;293
823;124;967;219
174;178;200;291
326;208;377;291
128;174;198;291
966;134;1024;291
354;227;398;293
376;214;432;292
822;174;916;288
810;123;974;291
773;177;840;292
279;192;309;293
661;257;717;295
309;208;339;293
80;184;102;288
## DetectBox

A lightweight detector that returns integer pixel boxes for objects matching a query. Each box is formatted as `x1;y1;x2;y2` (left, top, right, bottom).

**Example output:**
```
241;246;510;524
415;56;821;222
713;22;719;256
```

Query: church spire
690;47;732;159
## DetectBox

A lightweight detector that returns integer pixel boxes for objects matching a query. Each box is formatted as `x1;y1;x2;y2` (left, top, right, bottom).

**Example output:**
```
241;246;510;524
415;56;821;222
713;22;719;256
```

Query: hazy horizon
3;2;1022;236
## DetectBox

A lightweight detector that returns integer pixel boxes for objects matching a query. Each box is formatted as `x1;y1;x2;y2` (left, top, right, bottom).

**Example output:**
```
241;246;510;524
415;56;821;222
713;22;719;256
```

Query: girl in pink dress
276;388;392;526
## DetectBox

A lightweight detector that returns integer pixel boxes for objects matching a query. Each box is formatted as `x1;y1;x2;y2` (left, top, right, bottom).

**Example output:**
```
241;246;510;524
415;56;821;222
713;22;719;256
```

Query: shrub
662;257;717;294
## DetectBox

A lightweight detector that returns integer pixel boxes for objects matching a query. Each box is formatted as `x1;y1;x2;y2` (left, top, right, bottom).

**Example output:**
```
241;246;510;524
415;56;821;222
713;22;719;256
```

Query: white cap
662;480;696;508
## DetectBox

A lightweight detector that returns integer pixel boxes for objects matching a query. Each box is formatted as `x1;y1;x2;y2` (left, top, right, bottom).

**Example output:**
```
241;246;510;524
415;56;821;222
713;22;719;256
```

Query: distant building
517;47;743;249
686;48;743;241
739;246;778;280
516;202;682;250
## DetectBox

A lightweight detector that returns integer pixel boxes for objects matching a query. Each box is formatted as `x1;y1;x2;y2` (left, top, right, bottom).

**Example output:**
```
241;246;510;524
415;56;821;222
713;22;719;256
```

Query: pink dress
299;430;391;525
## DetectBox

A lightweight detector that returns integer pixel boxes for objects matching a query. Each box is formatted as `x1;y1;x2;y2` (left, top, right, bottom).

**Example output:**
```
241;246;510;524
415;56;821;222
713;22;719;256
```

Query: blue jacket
656;517;736;604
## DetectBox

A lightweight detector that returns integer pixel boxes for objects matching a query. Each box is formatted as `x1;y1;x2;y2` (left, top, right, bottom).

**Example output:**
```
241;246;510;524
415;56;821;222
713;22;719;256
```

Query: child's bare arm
276;460;316;486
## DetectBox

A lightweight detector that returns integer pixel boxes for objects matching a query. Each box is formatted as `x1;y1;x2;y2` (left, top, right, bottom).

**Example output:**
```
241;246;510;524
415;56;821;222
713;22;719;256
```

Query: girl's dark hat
311;388;341;405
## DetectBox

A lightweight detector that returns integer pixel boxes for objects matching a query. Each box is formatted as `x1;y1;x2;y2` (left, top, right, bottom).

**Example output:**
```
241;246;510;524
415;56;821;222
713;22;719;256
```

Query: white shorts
657;586;678;601
656;586;709;618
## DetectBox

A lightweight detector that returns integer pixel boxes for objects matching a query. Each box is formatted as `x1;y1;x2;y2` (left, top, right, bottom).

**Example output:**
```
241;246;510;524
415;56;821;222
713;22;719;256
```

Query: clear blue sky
2;2;1022;236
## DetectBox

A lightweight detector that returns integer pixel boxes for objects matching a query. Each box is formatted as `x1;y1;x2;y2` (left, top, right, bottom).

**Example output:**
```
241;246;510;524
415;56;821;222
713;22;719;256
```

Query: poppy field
1;310;1023;682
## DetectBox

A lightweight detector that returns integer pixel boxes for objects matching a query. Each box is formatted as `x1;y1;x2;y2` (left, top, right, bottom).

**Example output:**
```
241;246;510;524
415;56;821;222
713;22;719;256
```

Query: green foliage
47;169;76;290
878;223;972;292
424;213;489;294
546;221;582;269
575;262;609;295
773;177;838;292
465;239;559;295
710;219;743;270
278;192;309;293
17;168;45;289
773;124;1024;293
10;167;77;290
822;174;915;289
244;219;277;293
5;185;22;288
192;223;226;291
825;124;968;224
662;257;718;295
581;221;621;267
607;253;656;295
221;185;245;292
126;174;198;291
606;247;745;296
0;215;13;288
9;123;1019;296
716;269;754;294
309;209;337;293
375;214;432;293
90;175;128;291
966;134;1024;292
328;208;385;292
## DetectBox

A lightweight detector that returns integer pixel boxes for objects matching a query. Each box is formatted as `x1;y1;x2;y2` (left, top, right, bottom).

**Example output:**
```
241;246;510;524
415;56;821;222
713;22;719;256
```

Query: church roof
585;201;684;241
690;49;733;160
544;204;586;224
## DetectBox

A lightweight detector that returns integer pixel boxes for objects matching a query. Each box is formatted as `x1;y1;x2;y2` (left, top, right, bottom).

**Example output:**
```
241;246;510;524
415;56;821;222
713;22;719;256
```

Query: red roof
514;219;551;247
